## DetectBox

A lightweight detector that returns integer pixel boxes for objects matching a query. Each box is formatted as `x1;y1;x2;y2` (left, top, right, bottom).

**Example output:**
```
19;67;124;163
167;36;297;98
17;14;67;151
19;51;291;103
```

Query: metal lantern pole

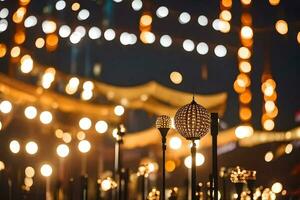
191;140;197;200
211;113;219;200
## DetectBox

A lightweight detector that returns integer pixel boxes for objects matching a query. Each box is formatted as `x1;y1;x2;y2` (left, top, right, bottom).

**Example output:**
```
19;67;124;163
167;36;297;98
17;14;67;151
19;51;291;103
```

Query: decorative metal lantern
174;99;210;140
156;115;171;134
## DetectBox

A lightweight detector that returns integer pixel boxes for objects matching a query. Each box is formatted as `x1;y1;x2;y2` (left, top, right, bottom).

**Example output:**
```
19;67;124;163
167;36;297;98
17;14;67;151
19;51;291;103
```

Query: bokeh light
271;182;283;194
0;100;12;114
25;166;35;178
40;164;53;177
235;125;254;139
56;144;70;158
170;71;183;84
275;20;288;35
184;153;205;168
169;136;182;150
25;141;38;155
114;105;125;116
79;117;92;130
39;111;53;124
264;151;274;162
95;120;108;134
9;140;20;154
156;6;169;18
78;140;91;153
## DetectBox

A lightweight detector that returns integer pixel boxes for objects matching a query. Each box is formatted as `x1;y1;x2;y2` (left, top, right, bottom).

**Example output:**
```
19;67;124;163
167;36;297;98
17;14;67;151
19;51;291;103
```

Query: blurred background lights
24;177;33;187
71;2;80;11
0;8;9;19
165;160;176;172
271;182;283;194
197;42;209;55
70;32;82;44
269;0;280;5
0;100;12;114
24;16;37;28
114;105;125;116
101;179;112;191
25;166;35;178
212;19;221;31
241;0;251;5
263;119;275;131
220;10;232;21
178;12;191;24
42;20;57;34
241;26;253;39
55;0;66;11
78;9;90;21
214;45;227;57
182;39;195;52
219;20;231;33
0;161;5;171
11;46;21;58
140;31;155;44
140;14;152;27
0;19;8;33
81;90;93;100
285;143;293;154
235;125;254;139
198;15;208;26
113;0;122;3
0;43;7;57
62;132;72;143
160;35;172;47
25;141;38;155
95;120;108;134
170;71;183;84
131;0;143;11
83;81;94;91
75;26;86;38
78;140;91;153
56;144;70;158
20;55;33;74
0;121;2;131
39;111;53;124
40;164;52;177
77;131;86;140
79;117;92;130
169;136;182;150
238;47;251;59
59;25;71;38
9;140;20;154
104;29;116;41
265;151;274;162
297;32;300;44
35;37;45;48
275;20;288;35
184;153;205;168
239;61;252;73
88;27;101;40
156;6;169;18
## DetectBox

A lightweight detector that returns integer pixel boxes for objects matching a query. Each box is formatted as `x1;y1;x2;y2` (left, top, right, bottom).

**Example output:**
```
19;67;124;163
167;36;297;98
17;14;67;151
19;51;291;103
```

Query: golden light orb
239;107;252;121
165;160;176;172
297;32;300;44
0;161;5;171
71;2;80;11
56;144;70;158
25;141;38;155
24;177;33;187
221;0;232;8
25;166;35;178
237;73;251;87
35;37;45;48
20;0;31;6
265;101;276;113
241;26;253;39
14;31;26;45
184;153;205;169
140;14;152;27
239;90;252;104
265;151;274;162
238;47;251;59
220;10;232;21
0;43;7;58
46;34;59;51
170;71;183;84
95;120;108;134
39;111;53;124
9;140;20;154
114;105;125;116
81;90;93;100
169;136;182;150
271;182;283;194
62;132;72;143
219;20;231;33
20;54;33;73
269;0;280;6
275;20;288;35
24;106;37;119
263;119;275;131
239;61;252;73
78;140;91;153
101;179;112;191
285;143;293;154
233;80;246;93
0;100;12;114
55;129;64;138
40;164;53;177
10;46;21;58
235;125;254;139
241;0;251;5
79;117;92;130
241;13;252;26
42;20;57;34
140;31;155;44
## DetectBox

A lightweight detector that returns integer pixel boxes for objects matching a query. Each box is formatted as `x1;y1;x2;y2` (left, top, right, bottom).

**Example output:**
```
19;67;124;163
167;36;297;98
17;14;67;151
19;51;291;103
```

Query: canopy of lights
0;0;299;199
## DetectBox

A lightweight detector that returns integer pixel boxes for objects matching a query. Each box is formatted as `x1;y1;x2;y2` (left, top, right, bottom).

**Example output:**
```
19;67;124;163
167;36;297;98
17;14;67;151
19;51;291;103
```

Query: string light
198;15;208;26
24;177;33;187
65;77;80;95
55;129;64;138
55;0;66;11
241;26;253;39
239;61;252;73
11;46;21;58
264;151;274;162
165;160;176;172
0;43;7;57
104;29;116;41
219;20;231;33
238;46;251;59
0;8;9;19
71;2;80;11
70;32;82;44
88;27;101;40
214;45;227;57
182;39;195;52
160;35;172;47
62;132;72;143
25;141;38;155
169;136;182;150
39;111;53;124
20;54;33;73
178;12;191;24
42;20;57;34
114;105;125;116
131;0;143;11
77;9;90;21
40;164;53;177
9;140;20;154
76;131;86;140
196;42;209;55
220;10;232;21
170;71;183;84
41;68;56;89
275;20;288;35
95;120;108;134
78;140;91;153
35;37;45;48
79;117;92;130
59;25;71;38
263;119;275;131
14;31;26;44
140;14;152;27
46;34;59;51
0;100;12;114
25;166;35;178
24;16;37;28
56;144;70;158
140;31;155;44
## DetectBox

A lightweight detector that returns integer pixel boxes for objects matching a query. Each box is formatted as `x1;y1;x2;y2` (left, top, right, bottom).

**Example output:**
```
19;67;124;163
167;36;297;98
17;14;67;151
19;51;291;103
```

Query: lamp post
174;99;210;200
230;166;246;200
155;115;171;200
211;113;219;200
40;163;53;200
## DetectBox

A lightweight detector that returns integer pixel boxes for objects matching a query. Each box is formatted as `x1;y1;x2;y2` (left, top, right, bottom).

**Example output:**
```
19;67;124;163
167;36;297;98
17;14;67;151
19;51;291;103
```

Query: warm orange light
46;34;59;51
140;31;155;44
241;38;253;48
233;80;246;93
237;73;251;87
219;20;231;33
241;26;253;39
220;10;232;21
13;7;27;23
241;13;252;26
266;106;278;118
140;14;152;27
71;2;80;11
35;38;45;48
240;107;252;121
0;43;7;58
165;160;176;173
14;31;26;45
239;61;251;73
275;20;288;35
241;0;251;5
269;0;280;6
10;46;21;58
263;119;275;131
264;91;277;101
239;90;252;104
221;0;232;8
20;0;31;6
297;32;300;44
238;47;251;59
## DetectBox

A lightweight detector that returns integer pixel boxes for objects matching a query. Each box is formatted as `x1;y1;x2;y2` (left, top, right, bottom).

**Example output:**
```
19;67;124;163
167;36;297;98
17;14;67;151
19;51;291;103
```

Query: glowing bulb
264;151;274;162
169;136;182;150
0;161;4;171
239;61;251;73
40;164;53;177
219;20;231;33
9;140;20;154
78;140;91;153
81;90;93;100
220;10;232;21
41;68;56;89
0;19;8;33
285;143;293;154
25;166;35;178
275;20;288;35
56;144;70;158
95;120;108;134
182;39;195;52
71;2;80;11
184;153;205;168
271;182;283;194
265;101;275;113
104;29;116;41
88;27;101;39
238;47;251;59
42;20;57;34
70;32;82;44
76;131;86;140
24;16;37;28
198;15;208;26
263;119;275;131
101;179;112;191
170;71;183;84
20;54;33;73
178;12;191;24
39;111;53;125
10;46;21;58
79;117;92;130
59;25;71;38
241;0;251;5
25;141;38;155
77;9;90;21
269;0;280;6
0;8;9;19
140;31;155;44
214;45;227;57
297;32;300;44
0;100;12;114
212;19;221;31
156;6;169;18
114;105;125;116
235;125;254;139
62;132;72;143
55;0;66;11
131;0;143;11
160;35;172;47
35;37;45;48
196;42;209;55
241;26;253;39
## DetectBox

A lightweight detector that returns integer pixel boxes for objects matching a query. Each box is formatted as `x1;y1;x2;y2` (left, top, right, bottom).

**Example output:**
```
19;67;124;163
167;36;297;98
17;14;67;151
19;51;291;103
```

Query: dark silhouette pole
211;113;219;200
